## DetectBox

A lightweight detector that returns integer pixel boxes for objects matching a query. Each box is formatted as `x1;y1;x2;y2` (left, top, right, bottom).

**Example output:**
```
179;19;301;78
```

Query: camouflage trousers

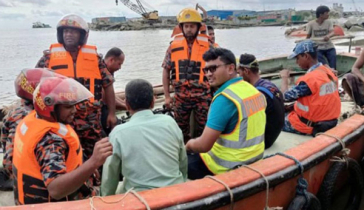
174;86;211;143
72;106;105;161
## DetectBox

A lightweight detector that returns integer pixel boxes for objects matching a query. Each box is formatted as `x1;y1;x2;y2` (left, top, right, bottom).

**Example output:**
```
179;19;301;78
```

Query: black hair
105;47;124;60
207;25;214;31
239;53;259;74
316;5;330;18
125;79;154;111
299;51;318;60
203;48;236;67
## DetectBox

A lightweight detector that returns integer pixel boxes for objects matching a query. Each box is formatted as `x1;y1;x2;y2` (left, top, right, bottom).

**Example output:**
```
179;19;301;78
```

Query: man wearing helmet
0;68;63;191
13;77;113;205
35;14;116;160
162;8;212;143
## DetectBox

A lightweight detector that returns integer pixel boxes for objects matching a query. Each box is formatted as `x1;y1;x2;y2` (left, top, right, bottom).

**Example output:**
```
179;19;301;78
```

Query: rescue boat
0;53;363;209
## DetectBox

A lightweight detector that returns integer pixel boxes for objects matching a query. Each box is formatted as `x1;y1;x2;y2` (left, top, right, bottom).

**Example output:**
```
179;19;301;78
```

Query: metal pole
349;37;352;53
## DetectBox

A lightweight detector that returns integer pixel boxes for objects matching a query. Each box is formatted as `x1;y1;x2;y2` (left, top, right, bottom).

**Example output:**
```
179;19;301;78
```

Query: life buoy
317;158;363;210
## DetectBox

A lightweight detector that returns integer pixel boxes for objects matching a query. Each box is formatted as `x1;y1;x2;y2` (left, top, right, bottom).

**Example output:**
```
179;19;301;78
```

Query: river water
0;27;363;107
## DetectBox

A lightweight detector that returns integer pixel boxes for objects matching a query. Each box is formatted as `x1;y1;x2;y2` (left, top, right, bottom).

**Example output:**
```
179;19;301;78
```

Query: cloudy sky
0;0;363;29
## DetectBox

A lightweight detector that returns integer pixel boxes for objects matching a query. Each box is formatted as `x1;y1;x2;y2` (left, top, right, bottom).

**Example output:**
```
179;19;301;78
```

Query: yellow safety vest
201;80;266;174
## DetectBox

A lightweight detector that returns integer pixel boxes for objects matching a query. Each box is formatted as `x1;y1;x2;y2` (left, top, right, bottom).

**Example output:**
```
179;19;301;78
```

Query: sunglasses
203;64;228;74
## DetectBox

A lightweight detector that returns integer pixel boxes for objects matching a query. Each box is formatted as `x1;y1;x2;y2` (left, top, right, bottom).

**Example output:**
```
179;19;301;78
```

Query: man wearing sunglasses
186;48;266;179
162;8;211;143
237;54;284;149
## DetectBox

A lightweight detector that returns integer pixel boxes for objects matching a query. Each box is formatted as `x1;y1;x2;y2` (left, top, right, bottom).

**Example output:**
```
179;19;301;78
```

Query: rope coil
316;133;350;167
89;187;151;210
205;175;234;210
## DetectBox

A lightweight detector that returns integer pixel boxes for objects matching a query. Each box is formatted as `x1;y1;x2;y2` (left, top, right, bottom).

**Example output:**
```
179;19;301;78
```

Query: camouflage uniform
36;53;114;160
162;44;211;142
14;132;97;205
1;100;33;177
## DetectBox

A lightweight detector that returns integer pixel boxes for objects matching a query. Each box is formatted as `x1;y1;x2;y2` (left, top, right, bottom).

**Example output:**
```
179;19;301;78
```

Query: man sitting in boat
35;14;116;162
0;68;64;191
306;5;337;69
342;49;364;108
281;40;340;136
237;54;284;149
186;48;266;179
162;8;212;143
101;79;187;195
13;77;112;205
101;47;126;135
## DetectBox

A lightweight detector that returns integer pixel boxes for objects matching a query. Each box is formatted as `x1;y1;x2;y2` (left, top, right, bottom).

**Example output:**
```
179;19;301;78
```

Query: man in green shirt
101;79;187;195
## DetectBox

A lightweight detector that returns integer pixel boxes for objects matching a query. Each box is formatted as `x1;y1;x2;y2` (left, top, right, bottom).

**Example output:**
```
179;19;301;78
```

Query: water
0;27;363;107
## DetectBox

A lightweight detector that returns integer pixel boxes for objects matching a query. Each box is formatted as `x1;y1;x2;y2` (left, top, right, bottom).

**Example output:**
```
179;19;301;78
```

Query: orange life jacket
48;43;102;103
13;111;83;205
170;34;210;85
288;65;341;134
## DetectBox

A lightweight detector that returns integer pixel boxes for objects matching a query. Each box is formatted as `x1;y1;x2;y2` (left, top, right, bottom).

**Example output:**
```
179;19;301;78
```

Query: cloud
0;0;14;7
31;9;65;17
0;13;26;19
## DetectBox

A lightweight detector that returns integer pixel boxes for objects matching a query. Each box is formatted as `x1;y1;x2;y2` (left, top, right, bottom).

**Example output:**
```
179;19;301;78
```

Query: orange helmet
33;77;93;121
57;14;89;45
14;68;65;101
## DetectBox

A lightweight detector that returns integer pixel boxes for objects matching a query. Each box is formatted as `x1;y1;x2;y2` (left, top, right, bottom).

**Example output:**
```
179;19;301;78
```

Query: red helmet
57;14;89;46
33;77;93;121
14;68;65;101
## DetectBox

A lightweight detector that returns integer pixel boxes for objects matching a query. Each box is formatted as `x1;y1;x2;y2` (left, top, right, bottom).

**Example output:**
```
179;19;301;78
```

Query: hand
90;138;113;167
323;35;330;41
164;97;173;110
324;64;338;76
107;114;117;129
185;139;194;153
280;69;290;78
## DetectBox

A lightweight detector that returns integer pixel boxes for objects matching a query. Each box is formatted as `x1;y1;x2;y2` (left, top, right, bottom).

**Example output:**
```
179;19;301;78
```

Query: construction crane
115;0;159;20
352;0;359;15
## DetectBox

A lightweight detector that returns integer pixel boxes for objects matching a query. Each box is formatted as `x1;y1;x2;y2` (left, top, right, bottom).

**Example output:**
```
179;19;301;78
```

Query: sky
0;0;363;29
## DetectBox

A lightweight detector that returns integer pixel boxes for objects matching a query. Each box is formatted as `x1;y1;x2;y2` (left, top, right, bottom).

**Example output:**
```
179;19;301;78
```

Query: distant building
207;10;256;20
332;3;344;17
92;17;126;24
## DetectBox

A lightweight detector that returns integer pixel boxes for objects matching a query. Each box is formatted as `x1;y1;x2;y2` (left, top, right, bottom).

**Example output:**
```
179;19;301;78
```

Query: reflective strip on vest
20;123;28;135
58;123;68;136
319;81;337;96
296;101;309;112
174;36;184;41
197;36;209;42
207;151;264;169
216;89;265;149
51;47;66;53
81;48;97;54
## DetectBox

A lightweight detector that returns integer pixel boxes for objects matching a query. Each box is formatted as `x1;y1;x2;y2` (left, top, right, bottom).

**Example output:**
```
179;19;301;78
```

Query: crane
115;0;159;20
352;0;359;15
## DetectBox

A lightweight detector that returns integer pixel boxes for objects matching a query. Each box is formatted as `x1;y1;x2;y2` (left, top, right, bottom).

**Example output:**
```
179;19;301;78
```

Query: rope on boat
315;133;350;166
264;152;304;175
89;187;151;210
240;165;282;210
205;175;234;210
264;152;309;208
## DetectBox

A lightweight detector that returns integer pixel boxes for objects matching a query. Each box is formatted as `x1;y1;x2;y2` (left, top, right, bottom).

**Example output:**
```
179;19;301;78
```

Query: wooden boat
1;53;363;209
